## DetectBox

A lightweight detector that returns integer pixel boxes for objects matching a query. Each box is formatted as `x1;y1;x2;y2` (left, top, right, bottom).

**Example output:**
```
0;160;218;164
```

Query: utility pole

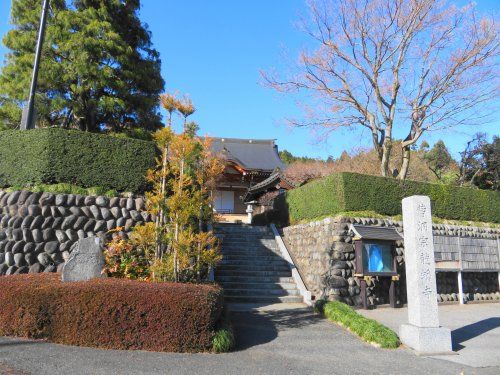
21;0;49;130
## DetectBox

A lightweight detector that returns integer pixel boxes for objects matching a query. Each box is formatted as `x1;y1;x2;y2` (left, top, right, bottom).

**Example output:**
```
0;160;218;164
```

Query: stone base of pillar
399;323;452;354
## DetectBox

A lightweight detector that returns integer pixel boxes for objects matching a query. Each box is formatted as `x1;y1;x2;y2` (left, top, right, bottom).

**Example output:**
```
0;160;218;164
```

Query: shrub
280;172;499;224
0;129;156;193
104;223;156;280
212;329;234;353
0;274;223;352
313;298;328;314
212;307;235;353
323;301;400;349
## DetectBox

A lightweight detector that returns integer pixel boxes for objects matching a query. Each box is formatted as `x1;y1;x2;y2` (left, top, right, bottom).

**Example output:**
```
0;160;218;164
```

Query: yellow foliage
106;93;223;283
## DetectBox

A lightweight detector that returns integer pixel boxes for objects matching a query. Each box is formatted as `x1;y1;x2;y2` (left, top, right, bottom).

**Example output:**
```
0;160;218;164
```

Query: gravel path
0;305;498;375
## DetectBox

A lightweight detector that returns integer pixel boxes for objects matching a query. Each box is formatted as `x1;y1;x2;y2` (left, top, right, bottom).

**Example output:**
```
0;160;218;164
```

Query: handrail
270;223;312;306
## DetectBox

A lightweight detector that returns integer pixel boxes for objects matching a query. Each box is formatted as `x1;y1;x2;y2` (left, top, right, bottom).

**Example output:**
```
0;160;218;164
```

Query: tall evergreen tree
423;140;453;181
0;0;164;132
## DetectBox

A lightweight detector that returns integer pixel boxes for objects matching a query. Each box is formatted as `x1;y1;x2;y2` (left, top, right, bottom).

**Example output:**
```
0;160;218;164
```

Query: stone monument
399;195;452;353
62;236;106;282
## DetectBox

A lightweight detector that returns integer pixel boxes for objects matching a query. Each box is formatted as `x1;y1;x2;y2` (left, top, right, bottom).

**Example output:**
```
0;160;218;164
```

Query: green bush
212;329;234;353
281;172;499;224
0;129;156;193
323;301;400;349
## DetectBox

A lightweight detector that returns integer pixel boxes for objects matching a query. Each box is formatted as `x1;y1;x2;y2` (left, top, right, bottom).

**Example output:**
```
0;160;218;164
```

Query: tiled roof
243;168;298;202
210;138;285;172
350;224;403;241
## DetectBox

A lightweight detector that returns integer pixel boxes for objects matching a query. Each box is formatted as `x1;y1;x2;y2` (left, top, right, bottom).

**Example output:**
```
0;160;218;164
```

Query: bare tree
263;0;499;179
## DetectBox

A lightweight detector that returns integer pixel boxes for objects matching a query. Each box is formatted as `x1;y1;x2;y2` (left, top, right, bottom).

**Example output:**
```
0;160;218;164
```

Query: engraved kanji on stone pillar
399;196;452;353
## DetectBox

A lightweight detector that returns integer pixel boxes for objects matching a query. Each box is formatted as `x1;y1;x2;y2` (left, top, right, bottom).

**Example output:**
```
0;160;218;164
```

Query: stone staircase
214;223;303;304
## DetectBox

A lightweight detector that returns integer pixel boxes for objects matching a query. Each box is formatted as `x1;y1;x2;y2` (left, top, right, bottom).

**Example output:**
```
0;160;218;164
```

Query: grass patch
212;308;235;353
212;328;234;353
323;301;400;349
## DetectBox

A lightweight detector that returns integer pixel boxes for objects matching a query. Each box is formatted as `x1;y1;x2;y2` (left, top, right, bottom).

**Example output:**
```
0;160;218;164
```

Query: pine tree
0;0;164;132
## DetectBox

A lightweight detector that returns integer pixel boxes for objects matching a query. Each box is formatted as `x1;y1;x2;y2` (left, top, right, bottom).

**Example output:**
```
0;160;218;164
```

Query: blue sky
0;0;498;159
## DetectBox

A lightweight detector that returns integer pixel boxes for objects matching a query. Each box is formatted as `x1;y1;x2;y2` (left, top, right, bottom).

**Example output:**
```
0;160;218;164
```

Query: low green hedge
322;301;400;349
0;274;223;352
0;129;156;193
5;183;118;197
279;172;499;224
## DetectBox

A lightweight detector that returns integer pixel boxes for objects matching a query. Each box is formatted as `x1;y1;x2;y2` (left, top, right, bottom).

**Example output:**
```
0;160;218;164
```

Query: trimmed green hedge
0;129;156;193
278;172;500;224
323;301;400;348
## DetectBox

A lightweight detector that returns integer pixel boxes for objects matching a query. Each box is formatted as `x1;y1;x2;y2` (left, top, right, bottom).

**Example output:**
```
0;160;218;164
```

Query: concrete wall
0;190;151;275
282;217;500;307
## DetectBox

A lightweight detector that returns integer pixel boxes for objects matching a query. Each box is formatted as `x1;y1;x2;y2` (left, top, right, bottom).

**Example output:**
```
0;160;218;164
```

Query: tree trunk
398;145;411;180
173;158;185;282
155;146;168;260
197;213;202;283
380;139;392;177
174;217;179;282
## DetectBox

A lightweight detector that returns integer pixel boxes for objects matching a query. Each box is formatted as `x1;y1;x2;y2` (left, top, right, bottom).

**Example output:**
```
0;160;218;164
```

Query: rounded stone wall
283;216;500;307
0;190;151;275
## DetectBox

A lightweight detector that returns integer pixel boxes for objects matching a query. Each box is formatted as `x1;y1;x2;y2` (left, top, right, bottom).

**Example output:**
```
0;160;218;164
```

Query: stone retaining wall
282;217;500;307
0;190;151;275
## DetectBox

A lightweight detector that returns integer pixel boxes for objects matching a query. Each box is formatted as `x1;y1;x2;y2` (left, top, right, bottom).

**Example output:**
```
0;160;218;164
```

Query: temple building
210;137;285;216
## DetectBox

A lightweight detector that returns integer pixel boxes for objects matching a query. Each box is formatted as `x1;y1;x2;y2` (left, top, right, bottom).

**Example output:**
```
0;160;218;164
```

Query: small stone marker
399;196;452;353
61;236;106;282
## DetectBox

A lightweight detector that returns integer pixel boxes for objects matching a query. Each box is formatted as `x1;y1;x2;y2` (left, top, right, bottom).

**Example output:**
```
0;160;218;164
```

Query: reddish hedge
0;274;223;352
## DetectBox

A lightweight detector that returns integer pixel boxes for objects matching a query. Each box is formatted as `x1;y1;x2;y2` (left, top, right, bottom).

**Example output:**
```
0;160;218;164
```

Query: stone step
216;276;295;283
224;288;301;297
221;240;275;245
223;295;304;303
215;223;268;227
219;259;288;266
222;239;275;243
221;242;278;250
215;224;268;229
222;236;275;245
219;233;274;238
220;255;281;262
221;243;278;251
221;255;286;261
217;264;290;272
216;270;292;277
221;246;279;252
218;233;272;237
219;282;298;290
215;229;270;235
222;244;274;249
215;224;300;304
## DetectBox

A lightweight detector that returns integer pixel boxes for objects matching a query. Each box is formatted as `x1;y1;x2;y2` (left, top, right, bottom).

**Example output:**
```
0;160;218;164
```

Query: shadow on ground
451;317;500;351
231;307;323;351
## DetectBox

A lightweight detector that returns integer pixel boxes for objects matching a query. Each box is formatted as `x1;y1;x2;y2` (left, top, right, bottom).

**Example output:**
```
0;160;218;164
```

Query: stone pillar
399;196;452;353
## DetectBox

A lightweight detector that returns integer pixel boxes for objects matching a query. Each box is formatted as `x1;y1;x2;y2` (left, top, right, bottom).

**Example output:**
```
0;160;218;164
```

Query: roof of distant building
243;168;298;202
210;137;285;172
